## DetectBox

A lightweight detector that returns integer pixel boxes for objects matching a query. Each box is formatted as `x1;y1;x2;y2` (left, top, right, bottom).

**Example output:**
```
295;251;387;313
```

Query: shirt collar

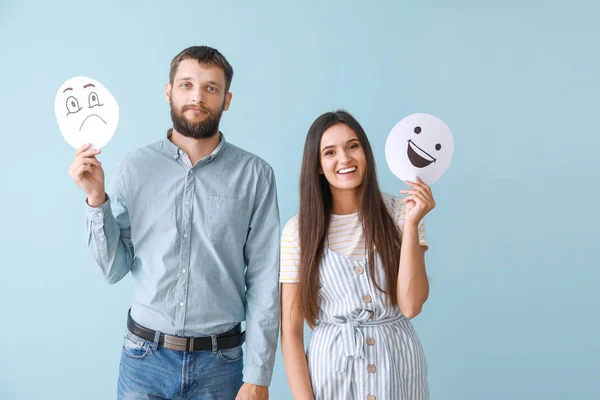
162;129;227;162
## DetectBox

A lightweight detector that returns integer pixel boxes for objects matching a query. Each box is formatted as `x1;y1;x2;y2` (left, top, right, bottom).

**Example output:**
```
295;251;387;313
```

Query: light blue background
1;1;598;399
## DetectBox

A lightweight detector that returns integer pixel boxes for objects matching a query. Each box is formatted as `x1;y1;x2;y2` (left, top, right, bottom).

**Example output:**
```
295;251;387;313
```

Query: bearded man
69;46;280;400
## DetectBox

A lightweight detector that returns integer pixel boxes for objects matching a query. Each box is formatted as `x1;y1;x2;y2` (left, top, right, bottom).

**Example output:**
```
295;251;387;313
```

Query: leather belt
127;310;245;352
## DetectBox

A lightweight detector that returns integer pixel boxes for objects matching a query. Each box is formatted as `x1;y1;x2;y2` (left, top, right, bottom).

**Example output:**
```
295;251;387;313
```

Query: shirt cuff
85;194;111;212
86;195;111;260
243;364;273;387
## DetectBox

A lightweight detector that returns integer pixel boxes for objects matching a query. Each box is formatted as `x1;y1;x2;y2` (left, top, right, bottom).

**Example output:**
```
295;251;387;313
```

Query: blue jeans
117;330;244;400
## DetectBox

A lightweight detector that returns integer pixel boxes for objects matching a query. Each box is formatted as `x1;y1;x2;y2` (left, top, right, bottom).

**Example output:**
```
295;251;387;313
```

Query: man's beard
170;101;224;140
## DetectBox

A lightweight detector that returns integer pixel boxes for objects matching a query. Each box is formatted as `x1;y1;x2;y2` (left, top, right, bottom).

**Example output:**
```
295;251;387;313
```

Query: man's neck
169;128;221;165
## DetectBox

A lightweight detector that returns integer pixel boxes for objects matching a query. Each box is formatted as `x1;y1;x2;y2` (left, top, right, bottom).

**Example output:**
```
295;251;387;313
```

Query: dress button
367;395;376;400
355;266;364;274
368;311;375;319
363;295;372;303
366;337;375;346
367;364;376;373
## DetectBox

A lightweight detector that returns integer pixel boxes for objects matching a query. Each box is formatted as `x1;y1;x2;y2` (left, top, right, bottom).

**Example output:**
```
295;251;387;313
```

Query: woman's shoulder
381;192;404;219
282;215;300;239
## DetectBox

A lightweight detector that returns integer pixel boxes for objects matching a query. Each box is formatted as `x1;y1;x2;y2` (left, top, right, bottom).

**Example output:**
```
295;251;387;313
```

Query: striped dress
280;193;430;400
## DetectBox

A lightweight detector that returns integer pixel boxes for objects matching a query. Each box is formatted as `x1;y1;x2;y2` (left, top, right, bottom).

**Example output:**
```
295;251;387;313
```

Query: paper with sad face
385;113;454;185
55;76;119;149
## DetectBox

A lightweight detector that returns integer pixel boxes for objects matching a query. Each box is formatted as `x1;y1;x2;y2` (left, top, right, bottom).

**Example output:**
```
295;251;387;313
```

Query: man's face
166;59;232;139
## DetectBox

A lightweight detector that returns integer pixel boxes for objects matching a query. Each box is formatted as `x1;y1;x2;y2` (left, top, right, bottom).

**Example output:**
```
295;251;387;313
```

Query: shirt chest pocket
205;195;250;244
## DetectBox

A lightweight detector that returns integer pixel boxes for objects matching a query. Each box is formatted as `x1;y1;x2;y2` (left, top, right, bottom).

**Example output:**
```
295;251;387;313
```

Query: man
69;46;280;400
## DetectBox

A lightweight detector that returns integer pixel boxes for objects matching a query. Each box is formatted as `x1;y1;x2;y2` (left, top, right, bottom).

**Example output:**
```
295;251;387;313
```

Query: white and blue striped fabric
306;247;429;399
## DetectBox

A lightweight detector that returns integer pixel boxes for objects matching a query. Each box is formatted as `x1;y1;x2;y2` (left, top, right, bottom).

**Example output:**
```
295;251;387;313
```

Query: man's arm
80;155;134;284
242;165;281;387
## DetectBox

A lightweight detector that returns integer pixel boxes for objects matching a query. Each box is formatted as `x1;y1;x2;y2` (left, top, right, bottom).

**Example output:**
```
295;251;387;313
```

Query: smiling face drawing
385;113;454;185
55;76;119;149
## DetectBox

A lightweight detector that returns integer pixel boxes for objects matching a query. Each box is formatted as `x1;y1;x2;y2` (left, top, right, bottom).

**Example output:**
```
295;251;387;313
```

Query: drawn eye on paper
55;76;119;149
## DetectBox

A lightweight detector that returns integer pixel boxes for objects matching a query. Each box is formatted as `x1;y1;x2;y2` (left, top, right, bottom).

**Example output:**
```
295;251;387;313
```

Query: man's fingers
74;164;94;177
76;147;101;161
75;143;92;157
79;158;102;167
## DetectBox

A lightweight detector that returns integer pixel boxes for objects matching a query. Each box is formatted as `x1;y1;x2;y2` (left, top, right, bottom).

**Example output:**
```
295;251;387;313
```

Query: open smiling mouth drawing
407;139;436;168
79;114;107;131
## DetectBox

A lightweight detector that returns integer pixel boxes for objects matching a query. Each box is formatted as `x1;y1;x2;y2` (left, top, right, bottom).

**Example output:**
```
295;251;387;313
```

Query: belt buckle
188;338;195;352
163;335;188;352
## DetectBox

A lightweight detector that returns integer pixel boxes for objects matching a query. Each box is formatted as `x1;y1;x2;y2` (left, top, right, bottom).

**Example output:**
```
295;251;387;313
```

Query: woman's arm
396;224;429;318
397;177;435;318
281;283;315;400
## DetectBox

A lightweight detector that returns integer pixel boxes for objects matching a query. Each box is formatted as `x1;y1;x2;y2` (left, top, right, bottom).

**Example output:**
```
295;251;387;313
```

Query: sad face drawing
55;76;119;149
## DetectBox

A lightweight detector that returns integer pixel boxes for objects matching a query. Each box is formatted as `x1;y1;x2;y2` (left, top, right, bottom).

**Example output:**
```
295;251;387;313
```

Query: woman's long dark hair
298;110;402;327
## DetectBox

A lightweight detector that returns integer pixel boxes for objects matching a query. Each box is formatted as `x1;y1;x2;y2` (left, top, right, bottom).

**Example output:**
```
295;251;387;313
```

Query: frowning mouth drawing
79;114;107;131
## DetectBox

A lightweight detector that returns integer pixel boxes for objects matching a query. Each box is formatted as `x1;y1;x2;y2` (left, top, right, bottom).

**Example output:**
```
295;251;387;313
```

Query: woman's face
319;123;367;193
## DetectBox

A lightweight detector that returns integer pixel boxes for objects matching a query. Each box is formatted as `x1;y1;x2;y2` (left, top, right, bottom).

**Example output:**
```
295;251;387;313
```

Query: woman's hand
400;177;436;228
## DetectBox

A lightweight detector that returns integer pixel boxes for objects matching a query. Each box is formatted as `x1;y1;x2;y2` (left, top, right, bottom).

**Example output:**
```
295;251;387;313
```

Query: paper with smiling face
385;113;454;185
54;76;119;149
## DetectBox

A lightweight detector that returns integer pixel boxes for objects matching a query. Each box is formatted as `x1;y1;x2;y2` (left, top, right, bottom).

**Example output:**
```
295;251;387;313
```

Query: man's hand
236;383;268;400
69;143;106;207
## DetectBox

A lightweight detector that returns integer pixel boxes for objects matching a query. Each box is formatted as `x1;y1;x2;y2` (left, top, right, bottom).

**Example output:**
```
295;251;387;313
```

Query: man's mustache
182;105;211;115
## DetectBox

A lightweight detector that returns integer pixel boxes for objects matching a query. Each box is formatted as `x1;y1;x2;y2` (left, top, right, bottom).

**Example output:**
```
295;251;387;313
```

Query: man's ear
165;83;172;103
223;91;232;111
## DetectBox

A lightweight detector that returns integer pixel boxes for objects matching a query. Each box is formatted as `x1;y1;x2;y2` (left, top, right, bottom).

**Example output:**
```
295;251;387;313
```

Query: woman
280;110;435;399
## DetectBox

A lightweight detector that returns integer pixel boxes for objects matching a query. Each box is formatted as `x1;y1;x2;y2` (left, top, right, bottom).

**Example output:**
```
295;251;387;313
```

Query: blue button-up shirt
86;133;280;386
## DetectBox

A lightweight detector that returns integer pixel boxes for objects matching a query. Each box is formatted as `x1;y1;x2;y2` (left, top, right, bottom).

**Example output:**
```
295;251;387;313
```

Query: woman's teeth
338;167;357;174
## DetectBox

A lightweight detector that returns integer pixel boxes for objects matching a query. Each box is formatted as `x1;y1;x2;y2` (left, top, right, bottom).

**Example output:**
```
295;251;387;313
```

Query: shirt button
185;201;191;206
179;302;184;307
183;233;189;238
355;266;364;274
367;395;376;400
366;337;375;346
181;269;187;274
363;295;372;303
367;364;376;373
188;170;193;175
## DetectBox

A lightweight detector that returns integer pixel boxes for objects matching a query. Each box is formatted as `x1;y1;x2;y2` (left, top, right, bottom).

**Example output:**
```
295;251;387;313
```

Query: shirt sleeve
85;162;135;284
279;216;301;283
242;165;281;386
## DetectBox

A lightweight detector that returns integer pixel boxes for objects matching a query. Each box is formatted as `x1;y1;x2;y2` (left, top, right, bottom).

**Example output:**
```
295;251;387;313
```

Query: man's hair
169;46;234;92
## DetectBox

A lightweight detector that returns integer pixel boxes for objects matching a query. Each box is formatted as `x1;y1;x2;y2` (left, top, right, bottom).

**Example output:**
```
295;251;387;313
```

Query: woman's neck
330;187;361;215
